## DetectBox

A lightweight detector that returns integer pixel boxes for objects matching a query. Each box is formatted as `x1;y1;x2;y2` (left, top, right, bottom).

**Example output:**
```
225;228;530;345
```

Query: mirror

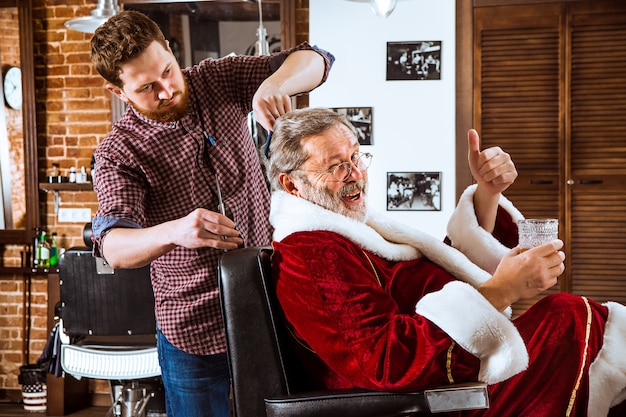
123;1;281;64
0;0;37;244
115;1;292;139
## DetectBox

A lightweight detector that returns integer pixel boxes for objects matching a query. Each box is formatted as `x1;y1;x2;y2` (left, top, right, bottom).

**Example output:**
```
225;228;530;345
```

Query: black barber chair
57;224;165;417
218;246;490;417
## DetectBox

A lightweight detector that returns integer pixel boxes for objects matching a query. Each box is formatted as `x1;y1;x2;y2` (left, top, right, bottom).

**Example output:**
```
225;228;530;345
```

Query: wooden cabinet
471;0;626;316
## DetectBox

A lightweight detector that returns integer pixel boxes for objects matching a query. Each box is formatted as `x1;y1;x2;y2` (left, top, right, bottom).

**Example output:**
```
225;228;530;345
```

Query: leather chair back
219;246;302;417
59;247;155;337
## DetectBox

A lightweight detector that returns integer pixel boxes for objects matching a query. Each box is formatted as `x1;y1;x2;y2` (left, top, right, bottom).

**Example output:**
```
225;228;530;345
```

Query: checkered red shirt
92;43;334;355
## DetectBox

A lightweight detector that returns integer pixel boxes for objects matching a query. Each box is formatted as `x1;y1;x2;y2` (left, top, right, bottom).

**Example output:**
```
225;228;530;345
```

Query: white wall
309;0;456;238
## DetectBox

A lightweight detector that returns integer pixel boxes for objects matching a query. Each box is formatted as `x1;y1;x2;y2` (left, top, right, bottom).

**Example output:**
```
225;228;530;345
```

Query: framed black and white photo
386;41;441;81
331;107;373;145
387;172;441;211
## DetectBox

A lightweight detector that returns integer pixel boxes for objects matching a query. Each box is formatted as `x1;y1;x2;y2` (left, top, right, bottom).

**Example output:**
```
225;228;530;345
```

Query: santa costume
269;185;626;416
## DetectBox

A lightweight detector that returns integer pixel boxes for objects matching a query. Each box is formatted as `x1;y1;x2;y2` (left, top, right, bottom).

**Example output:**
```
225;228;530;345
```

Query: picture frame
331;107;373;145
387;172;441;211
386;41;442;81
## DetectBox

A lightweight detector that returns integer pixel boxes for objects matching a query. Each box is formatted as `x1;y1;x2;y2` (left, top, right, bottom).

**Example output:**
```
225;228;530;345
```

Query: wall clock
3;66;22;110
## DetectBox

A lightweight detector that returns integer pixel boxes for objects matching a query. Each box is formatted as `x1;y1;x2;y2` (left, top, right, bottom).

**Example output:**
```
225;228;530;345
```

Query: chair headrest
82;222;93;249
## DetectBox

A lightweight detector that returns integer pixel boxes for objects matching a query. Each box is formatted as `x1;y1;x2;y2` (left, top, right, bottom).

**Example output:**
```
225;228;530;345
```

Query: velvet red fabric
273;232;481;392
272;228;613;416
492;205;519;249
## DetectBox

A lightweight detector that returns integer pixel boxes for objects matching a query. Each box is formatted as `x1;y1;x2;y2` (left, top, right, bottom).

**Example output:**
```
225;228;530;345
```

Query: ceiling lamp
255;0;270;55
65;0;122;34
370;0;398;17
346;0;400;18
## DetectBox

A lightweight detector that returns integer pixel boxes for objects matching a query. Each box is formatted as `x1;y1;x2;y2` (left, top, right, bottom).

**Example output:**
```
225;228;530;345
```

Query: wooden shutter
474;5;564;316
567;4;626;305
474;1;626;315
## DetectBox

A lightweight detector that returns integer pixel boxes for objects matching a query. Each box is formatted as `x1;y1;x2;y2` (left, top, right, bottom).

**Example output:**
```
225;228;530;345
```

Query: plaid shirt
92;43;334;355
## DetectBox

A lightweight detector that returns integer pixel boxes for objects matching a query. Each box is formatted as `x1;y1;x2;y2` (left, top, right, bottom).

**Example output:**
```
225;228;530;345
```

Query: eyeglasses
294;152;373;182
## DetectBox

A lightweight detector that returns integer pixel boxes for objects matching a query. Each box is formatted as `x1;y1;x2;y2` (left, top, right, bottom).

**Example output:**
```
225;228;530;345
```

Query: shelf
0;266;60;275
39;182;93;192
39;182;93;214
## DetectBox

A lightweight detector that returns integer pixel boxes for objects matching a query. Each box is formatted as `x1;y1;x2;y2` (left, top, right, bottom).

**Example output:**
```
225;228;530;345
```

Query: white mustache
340;180;366;197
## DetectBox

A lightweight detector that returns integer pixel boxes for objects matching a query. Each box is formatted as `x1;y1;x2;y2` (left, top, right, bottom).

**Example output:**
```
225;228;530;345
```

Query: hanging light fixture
369;0;397;18
65;0;122;34
249;0;270;150
345;0;401;18
255;0;270;55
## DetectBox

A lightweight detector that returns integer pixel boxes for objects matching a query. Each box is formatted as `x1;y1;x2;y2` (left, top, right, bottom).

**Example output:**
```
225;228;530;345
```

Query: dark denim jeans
157;330;230;417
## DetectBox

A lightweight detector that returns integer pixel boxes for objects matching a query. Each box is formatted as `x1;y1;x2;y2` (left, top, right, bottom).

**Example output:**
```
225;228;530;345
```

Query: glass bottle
79;166;87;183
49;232;59;267
32;227;41;268
36;231;50;268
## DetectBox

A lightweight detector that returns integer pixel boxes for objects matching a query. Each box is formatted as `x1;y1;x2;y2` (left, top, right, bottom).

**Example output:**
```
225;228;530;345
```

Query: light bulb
370;0;397;18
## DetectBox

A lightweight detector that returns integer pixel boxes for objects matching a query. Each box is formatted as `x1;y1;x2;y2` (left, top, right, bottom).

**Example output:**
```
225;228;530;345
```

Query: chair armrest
265;389;428;417
264;383;489;417
424;382;489;412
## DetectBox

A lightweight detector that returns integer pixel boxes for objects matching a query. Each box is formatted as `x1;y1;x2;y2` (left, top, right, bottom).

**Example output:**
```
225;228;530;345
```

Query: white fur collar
447;185;524;274
270;190;492;288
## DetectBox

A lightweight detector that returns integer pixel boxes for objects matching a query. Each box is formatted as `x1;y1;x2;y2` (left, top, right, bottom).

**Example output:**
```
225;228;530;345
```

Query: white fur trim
365;213;493;288
447;184;524;274
270;191;494;287
416;281;528;383
588;302;626;416
270;191;420;261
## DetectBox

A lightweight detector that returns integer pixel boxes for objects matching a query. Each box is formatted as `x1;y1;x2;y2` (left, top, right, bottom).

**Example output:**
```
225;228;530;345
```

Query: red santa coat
269;186;626;416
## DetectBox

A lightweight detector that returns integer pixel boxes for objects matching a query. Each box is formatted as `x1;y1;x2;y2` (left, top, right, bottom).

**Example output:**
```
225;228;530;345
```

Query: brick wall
295;0;309;46
0;0;309;402
295;0;309;107
35;0;108;247
0;4;40;400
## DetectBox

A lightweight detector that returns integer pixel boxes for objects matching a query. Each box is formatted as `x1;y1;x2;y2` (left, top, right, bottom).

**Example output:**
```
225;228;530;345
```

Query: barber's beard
299;178;368;222
131;79;189;123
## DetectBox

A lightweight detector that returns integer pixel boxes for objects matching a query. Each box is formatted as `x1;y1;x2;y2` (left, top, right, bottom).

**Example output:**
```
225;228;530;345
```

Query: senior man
262;107;626;416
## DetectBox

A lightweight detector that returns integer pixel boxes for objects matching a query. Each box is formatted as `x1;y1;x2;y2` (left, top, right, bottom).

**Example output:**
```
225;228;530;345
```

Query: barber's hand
172;208;243;251
479;240;565;310
252;83;292;132
468;129;517;196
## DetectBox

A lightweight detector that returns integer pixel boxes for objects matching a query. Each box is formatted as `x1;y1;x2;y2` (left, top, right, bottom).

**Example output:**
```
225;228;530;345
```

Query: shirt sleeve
194;42;334;115
91;216;141;258
268;42;335;92
91;146;148;258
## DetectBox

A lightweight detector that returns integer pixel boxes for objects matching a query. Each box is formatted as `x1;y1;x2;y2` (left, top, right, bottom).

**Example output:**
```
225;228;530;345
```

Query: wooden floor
0;404;109;417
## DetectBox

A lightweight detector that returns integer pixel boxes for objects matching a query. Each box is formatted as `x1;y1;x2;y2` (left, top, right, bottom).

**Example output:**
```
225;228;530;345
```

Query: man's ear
106;83;129;103
278;173;301;197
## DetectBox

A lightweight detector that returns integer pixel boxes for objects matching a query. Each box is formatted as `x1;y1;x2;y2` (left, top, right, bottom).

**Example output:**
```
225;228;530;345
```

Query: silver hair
262;107;358;191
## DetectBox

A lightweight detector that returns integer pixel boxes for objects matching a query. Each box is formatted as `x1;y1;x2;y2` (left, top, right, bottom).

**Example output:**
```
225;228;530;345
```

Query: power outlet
58;208;92;223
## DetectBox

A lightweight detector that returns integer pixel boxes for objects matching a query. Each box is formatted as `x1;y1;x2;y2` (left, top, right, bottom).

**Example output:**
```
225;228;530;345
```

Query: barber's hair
263;107;358;192
90;10;168;88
